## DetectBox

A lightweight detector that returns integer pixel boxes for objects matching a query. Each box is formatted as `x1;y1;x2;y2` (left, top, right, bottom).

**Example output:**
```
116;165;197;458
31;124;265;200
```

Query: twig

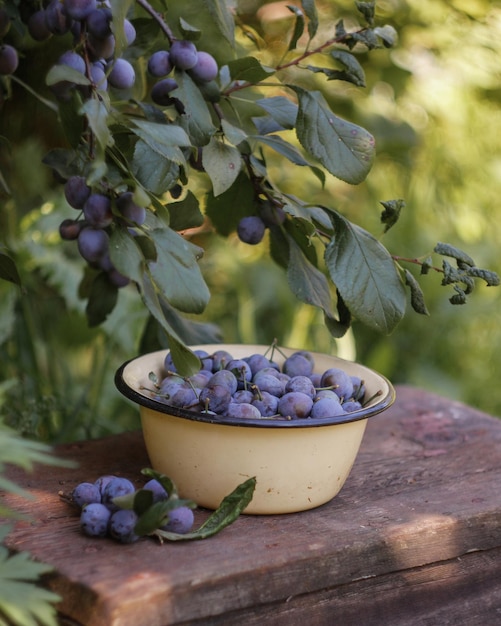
135;0;176;44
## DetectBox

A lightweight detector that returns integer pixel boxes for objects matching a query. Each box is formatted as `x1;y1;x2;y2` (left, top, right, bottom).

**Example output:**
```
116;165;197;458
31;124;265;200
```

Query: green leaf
179;17;201;40
109;226;145;283
434;242;475;267
283;215;317;265
355;1;376;25
251;134;325;185
301;0;319;40
286;237;339;327
132;140;181;195
156;0;235;58
226;57;275;83
404;269;429;315
141;469;177;499
441;260;475;294
0;543;60;626
221;119;248;146
148;228;210;314
205;171;256;235
450;285;467;305
305;65;361;87
152;477;256;541
350;29;379;50
202;135;242;196
131;119;190;164
41;148;87;181
80;98;113;150
85;272;119;327
174;71;217;147
293;87;375;184
138;273;201;376
380;198;405;232
269;225;290;269
466;266;500;287
167;191;204;231
420;256;433;275
134;495;196;536
45;65;90;87
324;210;407;334
255;96;298;130
139;303;223;354
0;253;22;287
374;24;398;48
329;49;366;87
197;0;235;48
0;288;16;346
110;0;135;57
58;91;86;149
286;5;305;51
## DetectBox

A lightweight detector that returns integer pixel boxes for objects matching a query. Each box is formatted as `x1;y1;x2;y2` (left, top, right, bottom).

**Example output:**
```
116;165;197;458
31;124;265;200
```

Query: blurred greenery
1;0;500;445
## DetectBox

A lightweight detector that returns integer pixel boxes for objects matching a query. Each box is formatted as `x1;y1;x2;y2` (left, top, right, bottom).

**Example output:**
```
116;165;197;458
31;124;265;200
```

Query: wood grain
2;385;501;625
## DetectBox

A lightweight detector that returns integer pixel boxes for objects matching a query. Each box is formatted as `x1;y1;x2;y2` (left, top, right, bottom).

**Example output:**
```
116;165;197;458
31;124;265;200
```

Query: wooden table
3;385;501;625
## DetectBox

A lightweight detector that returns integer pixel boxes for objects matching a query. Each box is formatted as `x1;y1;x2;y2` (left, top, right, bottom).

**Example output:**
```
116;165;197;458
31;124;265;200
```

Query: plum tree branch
135;0;175;44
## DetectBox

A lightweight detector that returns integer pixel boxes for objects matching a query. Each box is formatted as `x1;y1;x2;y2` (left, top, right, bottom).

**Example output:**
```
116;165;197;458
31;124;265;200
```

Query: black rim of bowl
114;356;396;429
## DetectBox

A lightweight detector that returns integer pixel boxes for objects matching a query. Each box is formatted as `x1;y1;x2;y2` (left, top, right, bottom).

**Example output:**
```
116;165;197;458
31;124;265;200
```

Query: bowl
115;344;395;514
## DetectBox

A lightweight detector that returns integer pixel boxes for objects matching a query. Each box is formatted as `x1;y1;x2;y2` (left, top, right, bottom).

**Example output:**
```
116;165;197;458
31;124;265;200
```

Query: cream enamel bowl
115;344;395;515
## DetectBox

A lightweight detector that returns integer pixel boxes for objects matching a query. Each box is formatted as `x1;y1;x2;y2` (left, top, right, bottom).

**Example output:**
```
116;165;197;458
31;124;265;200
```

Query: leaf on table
152;477;256;542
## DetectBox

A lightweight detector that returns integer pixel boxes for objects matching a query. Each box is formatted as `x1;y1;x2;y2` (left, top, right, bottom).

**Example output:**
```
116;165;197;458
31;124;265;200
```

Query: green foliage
0;421;73;517
0;526;60;626
0;0;495;380
0;423;71;625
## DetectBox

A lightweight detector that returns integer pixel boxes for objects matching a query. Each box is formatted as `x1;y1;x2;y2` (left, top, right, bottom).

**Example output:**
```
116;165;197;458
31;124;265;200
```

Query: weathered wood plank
177;548;501;625
2;385;501;625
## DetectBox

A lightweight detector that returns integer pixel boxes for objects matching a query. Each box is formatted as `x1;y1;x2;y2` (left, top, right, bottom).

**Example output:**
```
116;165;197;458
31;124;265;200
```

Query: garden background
1;0;500;445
